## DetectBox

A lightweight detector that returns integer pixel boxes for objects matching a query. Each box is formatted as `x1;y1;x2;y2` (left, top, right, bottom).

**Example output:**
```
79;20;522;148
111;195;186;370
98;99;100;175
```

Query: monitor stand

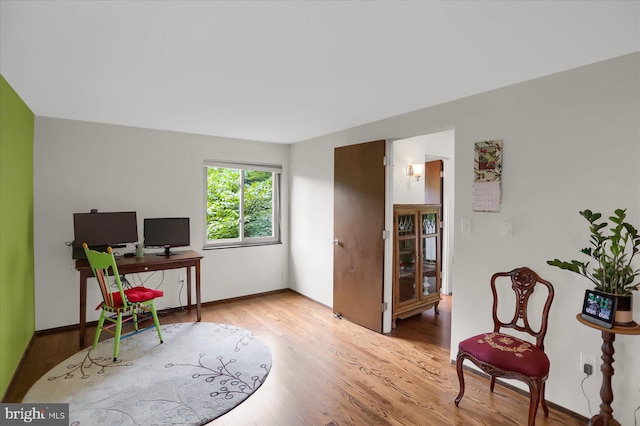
156;246;177;256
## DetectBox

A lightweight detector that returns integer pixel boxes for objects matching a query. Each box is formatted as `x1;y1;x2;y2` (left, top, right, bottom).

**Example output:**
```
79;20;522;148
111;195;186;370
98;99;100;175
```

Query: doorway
389;129;455;330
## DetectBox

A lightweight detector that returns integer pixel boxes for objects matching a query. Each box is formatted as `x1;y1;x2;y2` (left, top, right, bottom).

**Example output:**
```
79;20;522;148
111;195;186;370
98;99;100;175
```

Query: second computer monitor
143;217;190;256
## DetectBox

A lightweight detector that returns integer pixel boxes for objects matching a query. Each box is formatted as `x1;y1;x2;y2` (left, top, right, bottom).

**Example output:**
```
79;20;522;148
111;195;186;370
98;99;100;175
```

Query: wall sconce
405;164;423;181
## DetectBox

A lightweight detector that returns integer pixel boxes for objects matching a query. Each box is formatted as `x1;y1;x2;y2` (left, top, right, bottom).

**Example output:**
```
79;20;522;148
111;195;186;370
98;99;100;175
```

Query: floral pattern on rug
23;322;272;426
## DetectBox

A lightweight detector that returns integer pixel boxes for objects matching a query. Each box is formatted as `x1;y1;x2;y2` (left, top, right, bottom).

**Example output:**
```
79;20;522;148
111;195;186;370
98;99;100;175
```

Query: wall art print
473;140;502;212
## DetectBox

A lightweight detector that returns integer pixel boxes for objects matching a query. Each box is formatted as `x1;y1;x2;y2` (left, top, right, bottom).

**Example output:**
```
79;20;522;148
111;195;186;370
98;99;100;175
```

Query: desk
576;314;640;426
76;250;203;347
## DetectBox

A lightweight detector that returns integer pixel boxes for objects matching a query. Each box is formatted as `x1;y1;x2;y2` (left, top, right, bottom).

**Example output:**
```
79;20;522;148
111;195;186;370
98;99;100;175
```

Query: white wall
288;53;640;423
287;140;335;307
392;130;454;205
33;119;289;329
392;138;428;204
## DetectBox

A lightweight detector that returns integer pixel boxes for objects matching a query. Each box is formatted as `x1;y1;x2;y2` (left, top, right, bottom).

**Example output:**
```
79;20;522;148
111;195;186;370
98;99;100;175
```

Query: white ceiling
1;1;638;143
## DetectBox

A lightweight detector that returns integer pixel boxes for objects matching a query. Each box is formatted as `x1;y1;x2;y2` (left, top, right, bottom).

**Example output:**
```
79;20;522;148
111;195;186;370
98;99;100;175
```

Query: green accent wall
0;74;35;398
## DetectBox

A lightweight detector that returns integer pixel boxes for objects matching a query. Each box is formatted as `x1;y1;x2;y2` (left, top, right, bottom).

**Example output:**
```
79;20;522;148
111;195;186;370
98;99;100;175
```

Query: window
203;161;281;248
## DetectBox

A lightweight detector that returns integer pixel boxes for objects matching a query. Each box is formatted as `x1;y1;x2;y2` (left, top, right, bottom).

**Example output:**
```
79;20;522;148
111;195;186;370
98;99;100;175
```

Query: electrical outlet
580;352;597;375
178;274;185;285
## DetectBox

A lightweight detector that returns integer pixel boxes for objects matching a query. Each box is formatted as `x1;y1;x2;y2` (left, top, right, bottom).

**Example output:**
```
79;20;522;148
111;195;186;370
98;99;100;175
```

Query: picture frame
473;139;503;212
474;140;502;182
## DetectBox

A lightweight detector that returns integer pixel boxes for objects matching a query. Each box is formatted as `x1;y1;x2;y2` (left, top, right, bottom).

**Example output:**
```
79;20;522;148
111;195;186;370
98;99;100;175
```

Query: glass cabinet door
420;211;439;297
421;236;437;295
393;204;442;327
396;212;417;304
421;211;437;235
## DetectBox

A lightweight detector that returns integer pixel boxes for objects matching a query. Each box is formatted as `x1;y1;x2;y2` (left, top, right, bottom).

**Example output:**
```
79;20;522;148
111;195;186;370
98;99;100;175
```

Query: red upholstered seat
458;332;550;378
113;287;163;305
97;287;164;309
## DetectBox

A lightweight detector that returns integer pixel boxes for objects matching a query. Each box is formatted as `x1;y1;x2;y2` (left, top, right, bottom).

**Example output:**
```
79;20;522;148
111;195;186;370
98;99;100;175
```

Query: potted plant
547;208;640;326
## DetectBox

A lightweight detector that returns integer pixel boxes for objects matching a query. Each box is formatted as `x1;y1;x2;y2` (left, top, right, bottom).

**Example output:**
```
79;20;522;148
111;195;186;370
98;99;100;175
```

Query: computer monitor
144;217;190;256
73;211;138;258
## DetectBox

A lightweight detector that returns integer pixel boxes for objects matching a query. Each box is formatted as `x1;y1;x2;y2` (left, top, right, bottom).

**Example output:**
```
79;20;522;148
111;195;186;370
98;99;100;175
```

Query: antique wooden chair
454;267;554;426
83;243;164;361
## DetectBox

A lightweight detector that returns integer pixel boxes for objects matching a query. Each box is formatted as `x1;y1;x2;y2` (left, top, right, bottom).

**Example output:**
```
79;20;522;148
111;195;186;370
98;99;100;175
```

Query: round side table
576;314;640;426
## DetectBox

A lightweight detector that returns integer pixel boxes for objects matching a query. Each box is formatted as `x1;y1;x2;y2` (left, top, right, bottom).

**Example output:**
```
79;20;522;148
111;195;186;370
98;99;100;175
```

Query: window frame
203;161;282;249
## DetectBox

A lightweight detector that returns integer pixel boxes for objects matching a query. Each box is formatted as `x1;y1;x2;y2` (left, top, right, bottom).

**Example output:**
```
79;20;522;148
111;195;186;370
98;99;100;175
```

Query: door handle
332;239;341;246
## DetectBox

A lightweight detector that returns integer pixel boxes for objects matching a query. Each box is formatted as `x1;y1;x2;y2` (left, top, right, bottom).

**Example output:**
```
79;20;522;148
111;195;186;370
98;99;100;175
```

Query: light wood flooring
4;290;584;425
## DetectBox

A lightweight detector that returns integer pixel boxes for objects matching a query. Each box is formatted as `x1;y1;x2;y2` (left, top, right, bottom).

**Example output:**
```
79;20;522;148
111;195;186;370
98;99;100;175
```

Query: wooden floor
5;290;584;425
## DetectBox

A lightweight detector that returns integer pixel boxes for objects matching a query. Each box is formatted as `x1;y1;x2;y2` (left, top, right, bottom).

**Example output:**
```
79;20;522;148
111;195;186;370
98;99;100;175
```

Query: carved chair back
490;267;555;350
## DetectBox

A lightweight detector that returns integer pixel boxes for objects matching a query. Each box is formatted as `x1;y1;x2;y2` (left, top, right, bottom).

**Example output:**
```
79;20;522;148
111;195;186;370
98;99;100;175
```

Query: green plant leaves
547;208;640;295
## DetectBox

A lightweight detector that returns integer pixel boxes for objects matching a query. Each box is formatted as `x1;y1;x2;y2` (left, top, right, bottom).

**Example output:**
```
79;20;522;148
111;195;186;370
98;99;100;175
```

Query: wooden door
424;160;443;204
424;160;444;293
333;140;386;333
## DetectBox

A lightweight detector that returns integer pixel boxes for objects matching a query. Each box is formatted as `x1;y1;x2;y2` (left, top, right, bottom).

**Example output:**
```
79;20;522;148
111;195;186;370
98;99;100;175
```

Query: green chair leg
113;312;123;361
150;304;163;344
93;310;107;349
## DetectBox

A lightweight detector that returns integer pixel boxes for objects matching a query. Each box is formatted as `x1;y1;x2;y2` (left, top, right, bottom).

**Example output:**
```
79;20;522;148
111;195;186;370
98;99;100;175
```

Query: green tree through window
205;163;280;247
206;167;240;240
243;170;273;238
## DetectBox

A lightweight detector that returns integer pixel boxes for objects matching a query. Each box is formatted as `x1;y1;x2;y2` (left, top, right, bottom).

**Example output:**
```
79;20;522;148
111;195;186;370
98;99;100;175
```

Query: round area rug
23;322;271;425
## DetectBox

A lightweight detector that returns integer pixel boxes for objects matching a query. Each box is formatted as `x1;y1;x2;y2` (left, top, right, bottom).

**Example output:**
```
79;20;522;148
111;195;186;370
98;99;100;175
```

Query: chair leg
454;352;465;407
150;303;163;344
113;312;123;361
132;308;139;331
540;381;549;417
527;382;541;426
490;376;496;392
93;310;107;349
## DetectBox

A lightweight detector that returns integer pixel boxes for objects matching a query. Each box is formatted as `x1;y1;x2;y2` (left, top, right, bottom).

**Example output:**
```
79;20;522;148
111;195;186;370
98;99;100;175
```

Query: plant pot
614;294;635;327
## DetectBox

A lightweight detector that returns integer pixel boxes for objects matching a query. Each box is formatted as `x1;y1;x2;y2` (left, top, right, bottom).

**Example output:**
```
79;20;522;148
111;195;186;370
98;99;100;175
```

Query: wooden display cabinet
392;204;441;328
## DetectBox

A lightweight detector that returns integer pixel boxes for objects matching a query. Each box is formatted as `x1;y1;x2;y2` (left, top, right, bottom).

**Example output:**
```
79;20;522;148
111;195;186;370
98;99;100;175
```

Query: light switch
461;218;471;234
501;222;513;237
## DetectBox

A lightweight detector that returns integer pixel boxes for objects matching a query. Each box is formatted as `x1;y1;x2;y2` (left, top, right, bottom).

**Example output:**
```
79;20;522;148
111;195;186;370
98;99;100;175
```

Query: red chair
454;267;554;426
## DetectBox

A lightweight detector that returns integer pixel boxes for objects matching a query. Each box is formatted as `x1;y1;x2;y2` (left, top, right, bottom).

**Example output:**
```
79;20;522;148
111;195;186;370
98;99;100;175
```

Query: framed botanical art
474;140;502;182
473;140;502;212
